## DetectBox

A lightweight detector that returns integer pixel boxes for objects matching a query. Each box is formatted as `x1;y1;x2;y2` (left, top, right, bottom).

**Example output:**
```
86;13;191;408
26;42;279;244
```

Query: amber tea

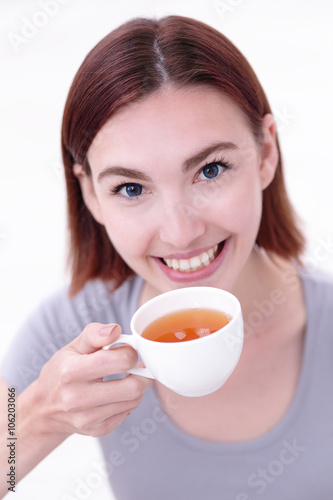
141;308;231;343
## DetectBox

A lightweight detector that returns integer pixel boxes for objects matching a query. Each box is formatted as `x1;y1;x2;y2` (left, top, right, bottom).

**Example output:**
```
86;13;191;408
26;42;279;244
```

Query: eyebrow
97;166;151;183
182;141;237;173
96;141;237;183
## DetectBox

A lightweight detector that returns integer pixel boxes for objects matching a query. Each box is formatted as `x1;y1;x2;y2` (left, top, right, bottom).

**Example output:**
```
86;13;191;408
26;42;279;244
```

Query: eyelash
110;157;233;201
197;157;233;182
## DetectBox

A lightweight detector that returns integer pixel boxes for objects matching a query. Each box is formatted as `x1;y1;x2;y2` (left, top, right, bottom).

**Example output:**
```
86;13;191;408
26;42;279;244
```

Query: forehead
87;85;254;166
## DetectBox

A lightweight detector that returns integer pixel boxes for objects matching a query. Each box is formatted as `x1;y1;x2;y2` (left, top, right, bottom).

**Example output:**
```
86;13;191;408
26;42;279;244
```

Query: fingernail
99;324;118;336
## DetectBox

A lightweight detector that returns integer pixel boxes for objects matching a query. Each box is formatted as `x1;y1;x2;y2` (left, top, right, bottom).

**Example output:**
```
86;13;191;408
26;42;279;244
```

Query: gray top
1;271;333;499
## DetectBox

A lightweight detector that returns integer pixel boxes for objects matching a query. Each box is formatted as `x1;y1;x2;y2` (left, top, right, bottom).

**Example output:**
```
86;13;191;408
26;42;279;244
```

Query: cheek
101;208;153;257
213;176;263;234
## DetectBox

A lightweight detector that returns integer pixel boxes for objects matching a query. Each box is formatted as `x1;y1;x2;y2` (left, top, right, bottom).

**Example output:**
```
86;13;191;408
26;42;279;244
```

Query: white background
0;0;332;498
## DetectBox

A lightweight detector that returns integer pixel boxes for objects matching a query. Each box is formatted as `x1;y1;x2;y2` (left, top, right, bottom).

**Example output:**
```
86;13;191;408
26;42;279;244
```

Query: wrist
18;379;70;441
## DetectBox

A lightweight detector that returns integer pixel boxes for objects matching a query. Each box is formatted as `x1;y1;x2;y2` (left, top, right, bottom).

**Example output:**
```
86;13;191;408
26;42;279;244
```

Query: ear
73;163;104;225
259;114;279;190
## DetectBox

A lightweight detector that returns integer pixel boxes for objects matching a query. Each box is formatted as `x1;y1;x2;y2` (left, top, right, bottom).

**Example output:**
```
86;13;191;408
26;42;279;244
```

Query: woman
1;15;332;499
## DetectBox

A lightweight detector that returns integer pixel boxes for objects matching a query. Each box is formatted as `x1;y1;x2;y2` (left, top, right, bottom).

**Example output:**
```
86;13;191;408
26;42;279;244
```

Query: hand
32;323;153;438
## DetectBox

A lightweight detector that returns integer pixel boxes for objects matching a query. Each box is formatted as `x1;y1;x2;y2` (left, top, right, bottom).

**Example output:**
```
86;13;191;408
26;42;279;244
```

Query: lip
161;243;219;260
152;238;230;283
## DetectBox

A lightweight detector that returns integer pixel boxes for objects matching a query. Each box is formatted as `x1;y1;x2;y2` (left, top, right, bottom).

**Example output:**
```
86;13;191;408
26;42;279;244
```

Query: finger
63;345;139;382
80;408;138;438
66;396;142;433
67;322;122;355
64;375;154;410
103;374;154;403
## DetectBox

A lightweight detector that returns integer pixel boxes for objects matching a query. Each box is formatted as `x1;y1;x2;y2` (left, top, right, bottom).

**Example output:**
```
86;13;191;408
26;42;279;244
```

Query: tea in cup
104;286;243;397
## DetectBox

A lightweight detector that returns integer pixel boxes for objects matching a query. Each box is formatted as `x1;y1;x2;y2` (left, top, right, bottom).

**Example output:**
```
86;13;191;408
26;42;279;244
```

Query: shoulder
301;268;333;305
300;268;333;334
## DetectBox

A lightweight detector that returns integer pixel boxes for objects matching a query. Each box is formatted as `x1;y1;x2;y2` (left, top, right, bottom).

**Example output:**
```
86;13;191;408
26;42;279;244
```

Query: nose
158;199;206;249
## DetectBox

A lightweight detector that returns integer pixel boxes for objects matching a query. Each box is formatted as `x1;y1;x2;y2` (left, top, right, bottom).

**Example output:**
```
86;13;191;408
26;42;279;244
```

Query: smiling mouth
160;241;225;273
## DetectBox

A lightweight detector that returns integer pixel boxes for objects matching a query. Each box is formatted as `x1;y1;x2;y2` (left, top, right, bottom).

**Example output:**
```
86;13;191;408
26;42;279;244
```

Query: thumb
68;322;122;355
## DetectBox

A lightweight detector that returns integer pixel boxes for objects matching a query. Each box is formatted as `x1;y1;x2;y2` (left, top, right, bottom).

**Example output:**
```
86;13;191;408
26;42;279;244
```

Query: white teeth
207;248;214;259
163;243;220;273
200;252;210;264
171;258;180;270
179;260;191;271
189;256;201;268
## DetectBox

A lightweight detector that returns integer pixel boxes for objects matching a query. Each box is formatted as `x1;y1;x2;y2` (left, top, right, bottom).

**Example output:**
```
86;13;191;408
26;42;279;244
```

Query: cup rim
130;286;242;343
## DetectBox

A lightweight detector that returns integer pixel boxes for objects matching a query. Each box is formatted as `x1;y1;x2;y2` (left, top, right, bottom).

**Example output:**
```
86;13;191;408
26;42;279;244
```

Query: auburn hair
61;15;305;295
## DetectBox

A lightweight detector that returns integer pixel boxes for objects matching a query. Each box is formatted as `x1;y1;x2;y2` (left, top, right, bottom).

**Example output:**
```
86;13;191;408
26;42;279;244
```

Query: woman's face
76;86;277;295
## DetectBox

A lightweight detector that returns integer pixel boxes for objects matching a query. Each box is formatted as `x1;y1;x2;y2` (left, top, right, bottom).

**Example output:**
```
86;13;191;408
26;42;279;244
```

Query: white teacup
105;286;244;397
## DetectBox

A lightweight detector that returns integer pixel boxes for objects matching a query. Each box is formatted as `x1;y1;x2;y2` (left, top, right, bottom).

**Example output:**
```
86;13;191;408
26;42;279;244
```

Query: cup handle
103;334;155;380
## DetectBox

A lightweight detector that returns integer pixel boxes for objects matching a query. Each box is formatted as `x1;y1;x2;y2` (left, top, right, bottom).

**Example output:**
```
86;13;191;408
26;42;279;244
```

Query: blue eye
196;160;232;183
120;183;142;197
202;163;221;179
111;181;145;200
